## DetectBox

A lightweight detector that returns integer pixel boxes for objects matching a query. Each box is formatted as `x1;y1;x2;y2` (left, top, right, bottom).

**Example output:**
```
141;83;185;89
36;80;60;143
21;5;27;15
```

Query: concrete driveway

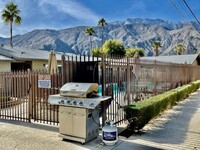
1;89;200;150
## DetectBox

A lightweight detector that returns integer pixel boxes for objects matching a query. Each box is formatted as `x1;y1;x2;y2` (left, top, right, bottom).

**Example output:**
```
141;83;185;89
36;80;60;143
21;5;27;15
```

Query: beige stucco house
0;45;63;72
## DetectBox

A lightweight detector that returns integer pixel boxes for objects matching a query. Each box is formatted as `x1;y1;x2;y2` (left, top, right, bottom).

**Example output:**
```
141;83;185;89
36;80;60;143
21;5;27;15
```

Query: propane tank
102;120;118;145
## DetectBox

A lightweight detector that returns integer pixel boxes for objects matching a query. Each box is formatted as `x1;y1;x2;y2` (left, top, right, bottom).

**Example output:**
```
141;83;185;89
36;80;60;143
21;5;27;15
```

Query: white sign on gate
38;75;51;88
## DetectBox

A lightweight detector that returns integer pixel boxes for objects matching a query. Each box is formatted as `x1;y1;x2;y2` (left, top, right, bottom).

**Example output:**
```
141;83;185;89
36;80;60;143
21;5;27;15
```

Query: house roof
0;55;14;61
0;46;65;61
1;45;198;65
0;45;100;62
141;54;200;64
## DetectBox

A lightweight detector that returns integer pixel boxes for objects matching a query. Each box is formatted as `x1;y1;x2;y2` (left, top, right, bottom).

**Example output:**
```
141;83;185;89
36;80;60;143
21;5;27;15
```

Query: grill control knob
73;101;77;105
79;101;83;106
61;100;65;104
89;102;94;107
67;100;71;105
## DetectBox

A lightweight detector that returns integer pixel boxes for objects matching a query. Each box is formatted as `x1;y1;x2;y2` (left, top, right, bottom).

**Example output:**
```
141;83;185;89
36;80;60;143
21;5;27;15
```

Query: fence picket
1;55;200;126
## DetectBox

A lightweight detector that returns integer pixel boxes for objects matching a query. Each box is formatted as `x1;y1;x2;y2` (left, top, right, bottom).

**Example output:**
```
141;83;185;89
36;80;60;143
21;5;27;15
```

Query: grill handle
73;113;85;116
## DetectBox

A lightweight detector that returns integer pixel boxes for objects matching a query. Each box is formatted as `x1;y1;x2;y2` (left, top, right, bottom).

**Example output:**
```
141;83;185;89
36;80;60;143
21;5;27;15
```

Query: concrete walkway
115;88;200;150
1;89;200;150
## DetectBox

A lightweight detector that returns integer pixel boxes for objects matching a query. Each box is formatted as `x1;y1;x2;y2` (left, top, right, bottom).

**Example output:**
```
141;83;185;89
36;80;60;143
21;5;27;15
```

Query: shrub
124;80;200;131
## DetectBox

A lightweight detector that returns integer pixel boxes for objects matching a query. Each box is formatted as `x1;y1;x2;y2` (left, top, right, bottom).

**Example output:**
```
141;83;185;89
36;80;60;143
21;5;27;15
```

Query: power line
169;0;186;19
178;0;191;19
181;0;200;26
168;0;200;35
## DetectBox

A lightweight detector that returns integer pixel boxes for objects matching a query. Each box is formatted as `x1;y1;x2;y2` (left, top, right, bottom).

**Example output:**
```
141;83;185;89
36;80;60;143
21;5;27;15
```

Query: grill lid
60;82;98;98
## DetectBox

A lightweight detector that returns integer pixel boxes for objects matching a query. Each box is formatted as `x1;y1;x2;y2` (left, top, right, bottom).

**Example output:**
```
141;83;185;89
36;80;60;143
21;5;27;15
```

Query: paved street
0;89;200;150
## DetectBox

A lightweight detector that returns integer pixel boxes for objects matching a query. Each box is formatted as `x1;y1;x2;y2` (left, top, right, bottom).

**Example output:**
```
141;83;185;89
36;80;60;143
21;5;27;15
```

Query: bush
102;39;125;56
124;80;200;131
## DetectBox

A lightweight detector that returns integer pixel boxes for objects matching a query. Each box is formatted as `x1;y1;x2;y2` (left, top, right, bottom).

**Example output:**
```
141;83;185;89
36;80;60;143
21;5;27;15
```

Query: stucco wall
192;60;198;65
0;60;62;71
32;60;48;70
32;60;62;71
0;62;11;72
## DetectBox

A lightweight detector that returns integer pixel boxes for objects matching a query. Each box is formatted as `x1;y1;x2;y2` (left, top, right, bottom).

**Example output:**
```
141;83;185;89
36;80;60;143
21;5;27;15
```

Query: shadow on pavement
0;118;59;133
112;141;163;150
128;90;200;145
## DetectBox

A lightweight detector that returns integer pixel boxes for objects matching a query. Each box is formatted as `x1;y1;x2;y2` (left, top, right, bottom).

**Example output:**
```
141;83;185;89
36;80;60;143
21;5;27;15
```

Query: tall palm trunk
2;2;21;48
89;35;92;56
84;27;95;56
101;26;104;48
10;20;13;48
155;48;158;56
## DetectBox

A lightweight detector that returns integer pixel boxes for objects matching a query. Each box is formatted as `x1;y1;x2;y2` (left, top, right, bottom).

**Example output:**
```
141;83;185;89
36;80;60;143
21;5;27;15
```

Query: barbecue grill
48;82;111;144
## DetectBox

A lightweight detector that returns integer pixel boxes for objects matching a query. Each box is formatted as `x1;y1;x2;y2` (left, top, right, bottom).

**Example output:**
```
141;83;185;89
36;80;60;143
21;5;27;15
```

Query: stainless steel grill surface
48;94;110;109
48;82;111;144
60;82;98;98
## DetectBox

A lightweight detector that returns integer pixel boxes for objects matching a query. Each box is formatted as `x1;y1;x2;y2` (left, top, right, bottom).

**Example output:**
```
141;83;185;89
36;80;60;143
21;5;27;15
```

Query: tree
2;2;21;48
97;18;107;48
125;47;144;57
102;39;125;56
175;43;186;55
92;47;102;57
84;27;95;56
152;41;162;56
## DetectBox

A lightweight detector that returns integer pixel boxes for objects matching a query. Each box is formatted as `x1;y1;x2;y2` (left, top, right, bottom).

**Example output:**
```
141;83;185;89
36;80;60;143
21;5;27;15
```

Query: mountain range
1;18;200;56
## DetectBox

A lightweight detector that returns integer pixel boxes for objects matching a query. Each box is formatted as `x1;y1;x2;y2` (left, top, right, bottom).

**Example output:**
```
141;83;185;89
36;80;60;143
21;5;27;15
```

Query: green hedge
124;80;200;130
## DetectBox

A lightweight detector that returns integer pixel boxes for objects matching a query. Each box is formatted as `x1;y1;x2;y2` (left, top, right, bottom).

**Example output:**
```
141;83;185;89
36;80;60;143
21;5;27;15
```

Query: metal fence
0;70;62;125
1;54;200;126
101;55;200;125
0;71;29;121
61;55;100;84
29;70;62;125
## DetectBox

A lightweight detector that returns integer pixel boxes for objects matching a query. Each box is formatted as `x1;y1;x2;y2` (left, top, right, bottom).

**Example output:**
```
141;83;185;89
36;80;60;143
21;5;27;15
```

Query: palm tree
97;18;107;48
2;2;21;48
175;43;186;55
84;27;95;56
152;41;162;56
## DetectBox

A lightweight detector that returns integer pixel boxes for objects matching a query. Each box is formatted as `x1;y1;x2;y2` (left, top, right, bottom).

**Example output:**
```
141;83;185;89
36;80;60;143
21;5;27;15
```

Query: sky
0;0;199;38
